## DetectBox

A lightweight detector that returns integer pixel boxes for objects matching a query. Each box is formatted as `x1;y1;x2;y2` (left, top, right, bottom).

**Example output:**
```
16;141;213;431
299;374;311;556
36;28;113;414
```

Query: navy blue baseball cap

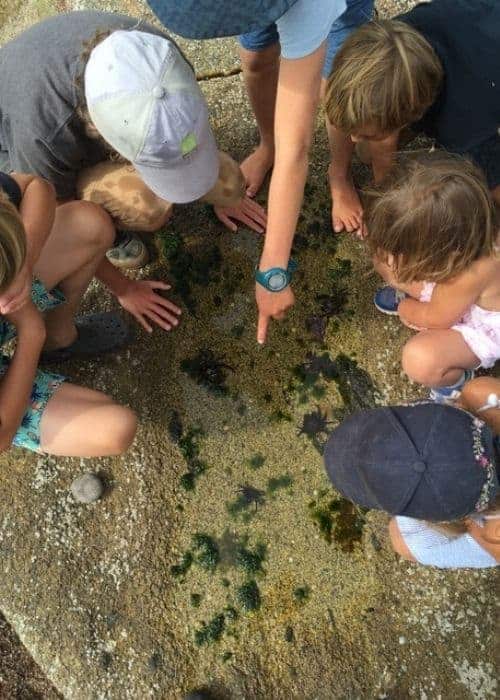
147;1;300;39
324;403;499;521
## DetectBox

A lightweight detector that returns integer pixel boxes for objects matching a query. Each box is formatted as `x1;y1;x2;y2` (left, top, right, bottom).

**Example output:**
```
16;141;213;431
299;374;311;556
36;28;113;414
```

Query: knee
129;204;172;233
74;200;115;250
388;518;416;562
241;44;280;74
402;335;438;386
107;406;137;455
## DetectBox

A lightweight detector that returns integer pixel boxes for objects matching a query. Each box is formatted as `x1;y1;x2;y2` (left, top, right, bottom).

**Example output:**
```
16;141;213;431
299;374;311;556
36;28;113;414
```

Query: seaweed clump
331;353;381;414
293;586;310;604
181;350;234;396
248;453;265;470
159;230;222;313
169;418;207;492
192;534;220;572
170;551;194;579
236;580;261;612
235;543;266;575
266;474;293;495
308;497;366;551
194;614;226;647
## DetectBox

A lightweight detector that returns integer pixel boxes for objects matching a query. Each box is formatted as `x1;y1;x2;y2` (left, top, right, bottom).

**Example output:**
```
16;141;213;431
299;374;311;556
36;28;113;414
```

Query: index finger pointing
257;312;269;345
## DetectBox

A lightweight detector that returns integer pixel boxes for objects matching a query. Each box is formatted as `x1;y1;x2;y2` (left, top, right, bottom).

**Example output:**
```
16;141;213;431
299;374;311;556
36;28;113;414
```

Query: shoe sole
107;247;150;270
374;302;399;316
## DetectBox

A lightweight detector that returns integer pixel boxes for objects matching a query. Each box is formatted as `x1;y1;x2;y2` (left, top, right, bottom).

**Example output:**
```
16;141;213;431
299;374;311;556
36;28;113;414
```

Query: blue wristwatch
255;259;298;292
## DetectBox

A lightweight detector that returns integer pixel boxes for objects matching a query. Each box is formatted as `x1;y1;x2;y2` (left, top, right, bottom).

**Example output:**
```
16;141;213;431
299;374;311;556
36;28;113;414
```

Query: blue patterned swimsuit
0;172;66;452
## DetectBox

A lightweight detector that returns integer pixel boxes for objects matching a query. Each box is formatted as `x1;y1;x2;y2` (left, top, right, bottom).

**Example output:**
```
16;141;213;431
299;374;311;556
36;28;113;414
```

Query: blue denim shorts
239;0;374;77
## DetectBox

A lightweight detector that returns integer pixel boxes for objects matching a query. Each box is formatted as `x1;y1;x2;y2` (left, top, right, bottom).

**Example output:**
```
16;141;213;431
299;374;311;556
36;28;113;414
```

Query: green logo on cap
181;133;197;157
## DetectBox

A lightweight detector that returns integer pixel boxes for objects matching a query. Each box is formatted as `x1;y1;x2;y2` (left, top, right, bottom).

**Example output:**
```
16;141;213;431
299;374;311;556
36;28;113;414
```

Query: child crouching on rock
324;376;500;569
366;153;500;403
325;0;500;234
0;171;136;456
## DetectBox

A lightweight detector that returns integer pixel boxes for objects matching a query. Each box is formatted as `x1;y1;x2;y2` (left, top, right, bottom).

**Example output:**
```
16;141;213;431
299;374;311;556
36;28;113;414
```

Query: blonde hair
365;152;496;284
325;20;443;134
0;191;26;294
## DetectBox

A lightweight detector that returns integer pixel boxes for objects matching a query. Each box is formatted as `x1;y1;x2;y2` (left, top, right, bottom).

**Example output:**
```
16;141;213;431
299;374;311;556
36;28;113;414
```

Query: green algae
293;586;310;604
170;552;194;579
181;350;233;396
194;614;226;647
308;497;366;551
190;593;202;608
236;580;261;612
266;474;293;495
331;353;381;413
159;229;223;312
248;453;265;470
192;534;220;572
234;543;266;575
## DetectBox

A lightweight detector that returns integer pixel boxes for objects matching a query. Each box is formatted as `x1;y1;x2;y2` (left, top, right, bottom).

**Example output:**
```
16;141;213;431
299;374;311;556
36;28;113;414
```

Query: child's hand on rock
214;195;267;234
116;279;181;333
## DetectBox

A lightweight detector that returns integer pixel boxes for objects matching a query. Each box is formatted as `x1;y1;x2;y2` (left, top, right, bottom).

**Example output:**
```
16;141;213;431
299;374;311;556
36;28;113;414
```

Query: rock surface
0;1;498;699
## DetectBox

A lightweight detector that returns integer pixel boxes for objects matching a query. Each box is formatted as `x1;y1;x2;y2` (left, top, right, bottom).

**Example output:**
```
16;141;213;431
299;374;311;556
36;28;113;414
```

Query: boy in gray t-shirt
0;11;265;272
0;11;265;332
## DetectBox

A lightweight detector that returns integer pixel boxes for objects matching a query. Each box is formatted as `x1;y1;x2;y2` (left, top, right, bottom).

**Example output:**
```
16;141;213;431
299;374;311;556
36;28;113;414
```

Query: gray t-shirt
0;11;166;199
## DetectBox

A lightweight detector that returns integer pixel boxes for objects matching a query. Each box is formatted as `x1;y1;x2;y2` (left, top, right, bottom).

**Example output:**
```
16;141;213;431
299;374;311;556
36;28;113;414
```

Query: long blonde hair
0;191;26;294
325;20;443;134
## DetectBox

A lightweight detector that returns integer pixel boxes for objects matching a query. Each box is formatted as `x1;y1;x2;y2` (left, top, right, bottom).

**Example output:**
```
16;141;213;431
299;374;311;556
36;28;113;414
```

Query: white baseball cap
84;30;219;203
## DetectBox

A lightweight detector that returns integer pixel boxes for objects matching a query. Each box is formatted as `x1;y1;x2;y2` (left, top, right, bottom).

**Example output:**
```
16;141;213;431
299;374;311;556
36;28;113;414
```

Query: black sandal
40;312;132;363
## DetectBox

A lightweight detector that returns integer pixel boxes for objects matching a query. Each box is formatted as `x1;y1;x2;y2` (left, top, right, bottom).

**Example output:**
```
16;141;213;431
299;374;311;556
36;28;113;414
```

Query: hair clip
477;393;500;413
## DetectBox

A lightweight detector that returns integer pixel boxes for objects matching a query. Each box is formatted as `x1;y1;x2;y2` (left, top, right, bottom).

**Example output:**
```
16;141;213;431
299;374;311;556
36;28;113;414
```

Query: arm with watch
254;45;325;344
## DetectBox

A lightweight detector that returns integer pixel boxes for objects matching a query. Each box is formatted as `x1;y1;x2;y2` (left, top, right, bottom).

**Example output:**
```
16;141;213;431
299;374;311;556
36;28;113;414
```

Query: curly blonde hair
365;152;496;284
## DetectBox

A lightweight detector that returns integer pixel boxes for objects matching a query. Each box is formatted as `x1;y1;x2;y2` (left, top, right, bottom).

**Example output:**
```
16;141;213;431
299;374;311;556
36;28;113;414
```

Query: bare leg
402;329;480;387
33;201;115;350
388;518;416;562
239;43;280;196
39;382;137;457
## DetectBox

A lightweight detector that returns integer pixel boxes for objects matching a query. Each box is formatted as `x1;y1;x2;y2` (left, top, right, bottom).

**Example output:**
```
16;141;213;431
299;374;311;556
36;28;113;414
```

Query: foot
240;143;274;197
329;169;363;234
374;286;407;315
106;231;149;270
430;369;475;404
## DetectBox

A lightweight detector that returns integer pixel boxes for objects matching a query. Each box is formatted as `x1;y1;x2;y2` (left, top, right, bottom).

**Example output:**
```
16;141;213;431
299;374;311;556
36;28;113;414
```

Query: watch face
268;271;287;291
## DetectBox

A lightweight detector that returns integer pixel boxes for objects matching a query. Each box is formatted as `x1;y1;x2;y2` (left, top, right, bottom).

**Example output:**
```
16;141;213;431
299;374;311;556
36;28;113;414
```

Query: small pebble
71;473;104;503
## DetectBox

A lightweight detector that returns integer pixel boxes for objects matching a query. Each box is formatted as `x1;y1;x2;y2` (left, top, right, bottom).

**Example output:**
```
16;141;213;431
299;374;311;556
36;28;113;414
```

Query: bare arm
329;126;356;183
10;173;56;268
368;132;400;184
0;302;46;451
256;43;325;342
398;270;483;329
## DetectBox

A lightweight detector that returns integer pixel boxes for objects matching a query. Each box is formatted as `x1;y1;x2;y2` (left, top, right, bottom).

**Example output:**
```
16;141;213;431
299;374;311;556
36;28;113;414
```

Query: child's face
350;127;399;144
